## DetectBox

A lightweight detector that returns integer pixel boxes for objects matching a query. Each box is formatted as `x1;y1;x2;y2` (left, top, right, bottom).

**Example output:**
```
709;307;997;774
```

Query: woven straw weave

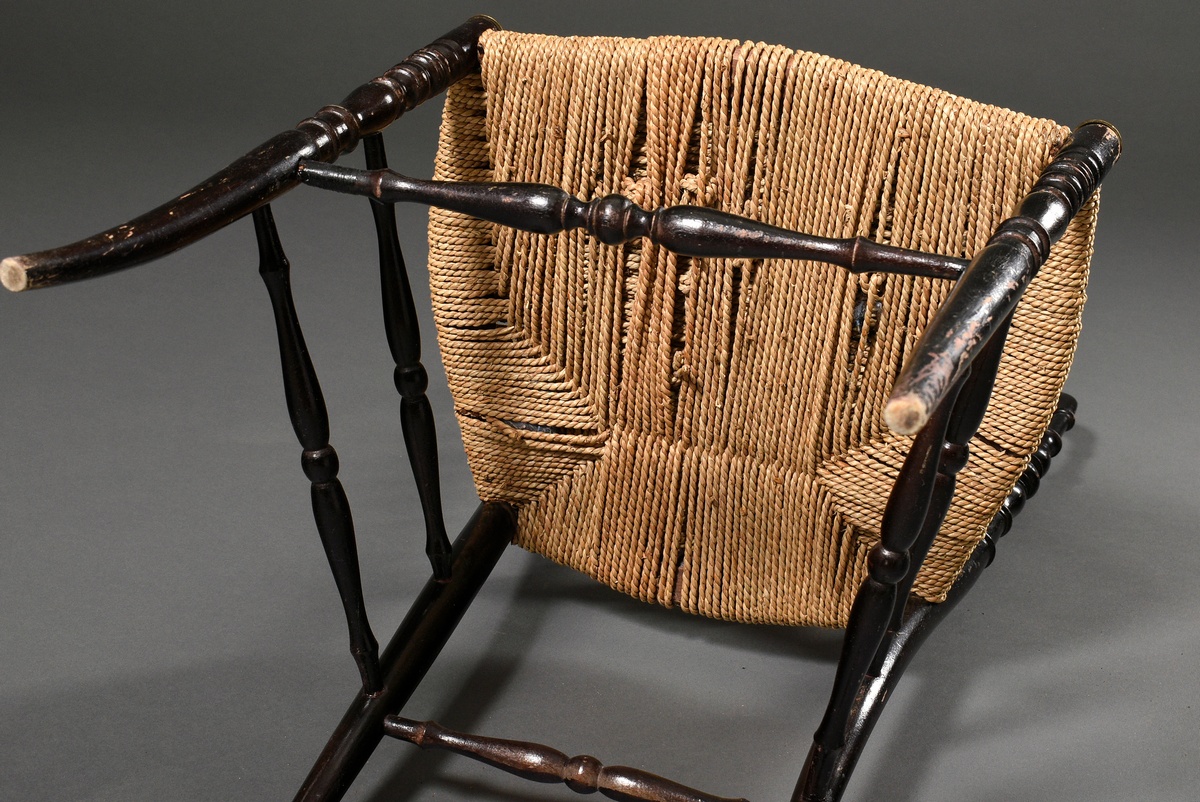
427;31;1099;627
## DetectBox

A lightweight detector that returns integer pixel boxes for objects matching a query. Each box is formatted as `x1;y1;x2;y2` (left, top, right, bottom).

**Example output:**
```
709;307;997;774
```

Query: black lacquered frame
0;16;1118;802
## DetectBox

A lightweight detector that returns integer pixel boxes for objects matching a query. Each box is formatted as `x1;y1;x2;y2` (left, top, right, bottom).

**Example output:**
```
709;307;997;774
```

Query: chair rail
384;716;750;802
296;162;969;280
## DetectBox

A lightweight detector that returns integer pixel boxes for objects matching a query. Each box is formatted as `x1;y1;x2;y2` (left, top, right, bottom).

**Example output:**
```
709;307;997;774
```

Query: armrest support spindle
800;371;967;798
254;205;381;693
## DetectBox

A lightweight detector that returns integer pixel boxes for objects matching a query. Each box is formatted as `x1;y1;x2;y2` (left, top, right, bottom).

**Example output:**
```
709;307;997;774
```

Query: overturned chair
1;16;1119;802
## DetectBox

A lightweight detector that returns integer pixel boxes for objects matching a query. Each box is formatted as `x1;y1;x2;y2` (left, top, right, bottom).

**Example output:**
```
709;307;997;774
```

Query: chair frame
0;16;1119;802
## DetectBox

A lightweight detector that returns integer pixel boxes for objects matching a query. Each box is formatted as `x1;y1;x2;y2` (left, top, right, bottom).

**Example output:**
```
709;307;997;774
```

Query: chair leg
791;554;982;802
291;502;515;802
797;380;964;802
792;393;1078;802
814;542;992;802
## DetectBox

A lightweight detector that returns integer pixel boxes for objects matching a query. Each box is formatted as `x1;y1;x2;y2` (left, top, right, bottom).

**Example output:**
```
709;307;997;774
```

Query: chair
0;16;1119;802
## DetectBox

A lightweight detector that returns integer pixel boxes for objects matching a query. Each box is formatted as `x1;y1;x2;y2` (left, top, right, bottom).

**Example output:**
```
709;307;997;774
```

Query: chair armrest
0;15;498;293
883;121;1121;434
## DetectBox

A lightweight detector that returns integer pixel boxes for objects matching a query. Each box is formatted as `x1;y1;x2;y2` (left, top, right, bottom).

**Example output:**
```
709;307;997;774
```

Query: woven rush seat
429;30;1099;627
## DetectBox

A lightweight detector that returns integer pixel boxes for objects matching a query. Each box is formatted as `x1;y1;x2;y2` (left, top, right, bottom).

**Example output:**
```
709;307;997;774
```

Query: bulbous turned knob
563;754;604;792
394;363;430;398
868;547;909;584
302;446;340;483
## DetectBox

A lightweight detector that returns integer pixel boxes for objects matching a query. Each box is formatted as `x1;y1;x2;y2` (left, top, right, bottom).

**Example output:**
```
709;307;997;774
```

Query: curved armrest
883;121;1122;434
0;15;499;293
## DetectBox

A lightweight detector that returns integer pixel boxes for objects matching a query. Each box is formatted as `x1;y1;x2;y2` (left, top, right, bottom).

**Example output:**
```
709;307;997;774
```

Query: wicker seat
1;16;1118;802
430;30;1098;628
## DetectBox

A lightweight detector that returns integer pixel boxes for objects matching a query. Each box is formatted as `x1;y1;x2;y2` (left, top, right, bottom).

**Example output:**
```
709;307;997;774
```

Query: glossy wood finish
362;134;453;580
884;121;1121;434
384;717;749;802
296;163;969;280
985;393;1077;546
873;312;1014;655
293;502;516;802
0;15;500;293
800;307;1015;800
814;538;992;802
254;205;380;693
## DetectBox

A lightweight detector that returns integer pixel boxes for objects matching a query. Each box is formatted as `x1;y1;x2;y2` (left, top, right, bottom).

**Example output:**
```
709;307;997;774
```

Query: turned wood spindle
800;314;1012;801
853;313;1014;690
362;134;453;580
253;205;381;693
296;162;968;280
794;391;1080;802
984;393;1077;549
384;717;749;802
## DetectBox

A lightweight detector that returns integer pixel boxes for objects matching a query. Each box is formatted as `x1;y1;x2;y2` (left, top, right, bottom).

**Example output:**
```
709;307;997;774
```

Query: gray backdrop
1;1;1197;800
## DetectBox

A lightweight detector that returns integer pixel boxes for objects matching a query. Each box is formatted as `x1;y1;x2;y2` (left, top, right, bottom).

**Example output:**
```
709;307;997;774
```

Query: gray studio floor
1;2;1197;800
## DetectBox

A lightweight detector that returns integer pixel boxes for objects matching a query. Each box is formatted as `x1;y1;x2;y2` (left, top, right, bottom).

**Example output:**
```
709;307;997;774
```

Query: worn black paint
886;122;1121;434
794;393;1080;802
801;372;965;799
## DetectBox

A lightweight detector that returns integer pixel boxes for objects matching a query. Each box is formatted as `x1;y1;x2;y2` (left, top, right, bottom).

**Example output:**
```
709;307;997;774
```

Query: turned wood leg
826;393;1078;799
255;205;381;693
870;315;1013;673
362;133;454;581
795;379;962;802
795;385;1076;802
